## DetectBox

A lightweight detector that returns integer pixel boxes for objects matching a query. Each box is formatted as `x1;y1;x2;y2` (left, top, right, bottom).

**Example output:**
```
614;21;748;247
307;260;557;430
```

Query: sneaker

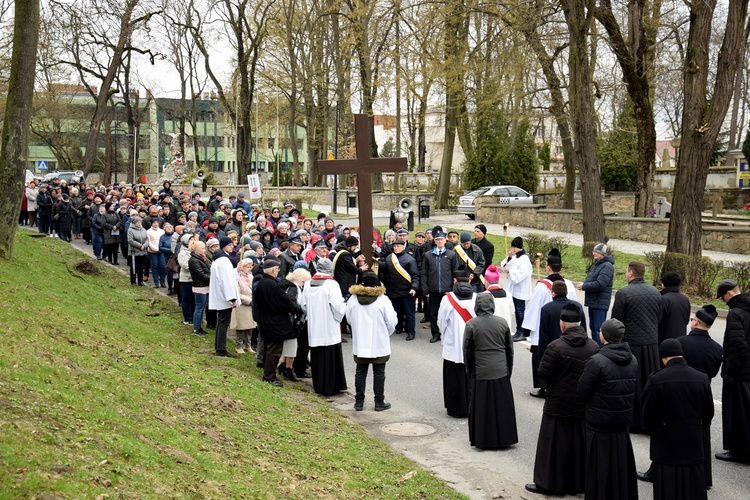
192;329;208;336
236;347;245;354
265;379;283;387
183;321;192;325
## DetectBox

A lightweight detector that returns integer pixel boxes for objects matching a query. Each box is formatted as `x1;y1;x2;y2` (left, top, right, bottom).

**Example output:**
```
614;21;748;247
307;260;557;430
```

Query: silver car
457;185;534;219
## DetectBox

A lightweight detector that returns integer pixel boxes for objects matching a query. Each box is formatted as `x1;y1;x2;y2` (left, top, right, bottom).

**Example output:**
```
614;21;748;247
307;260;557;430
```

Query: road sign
37;160;48;171
739;161;750;189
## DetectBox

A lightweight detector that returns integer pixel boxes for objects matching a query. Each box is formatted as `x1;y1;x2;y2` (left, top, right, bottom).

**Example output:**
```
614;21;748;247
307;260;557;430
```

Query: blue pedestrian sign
739;161;750;189
37;160;48;171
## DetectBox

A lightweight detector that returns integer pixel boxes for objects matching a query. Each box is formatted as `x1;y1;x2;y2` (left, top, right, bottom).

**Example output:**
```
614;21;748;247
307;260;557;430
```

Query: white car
457;185;534;219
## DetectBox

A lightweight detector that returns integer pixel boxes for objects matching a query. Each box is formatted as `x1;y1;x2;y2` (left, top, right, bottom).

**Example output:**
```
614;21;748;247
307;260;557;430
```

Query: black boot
373;363;390;411
283;368;299;382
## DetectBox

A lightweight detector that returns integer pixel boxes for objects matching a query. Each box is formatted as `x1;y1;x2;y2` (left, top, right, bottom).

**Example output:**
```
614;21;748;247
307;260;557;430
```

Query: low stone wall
476;198;750;255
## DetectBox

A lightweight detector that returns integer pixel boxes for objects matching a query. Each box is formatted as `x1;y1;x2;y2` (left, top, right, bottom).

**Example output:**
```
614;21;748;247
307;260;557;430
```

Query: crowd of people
19;176;750;499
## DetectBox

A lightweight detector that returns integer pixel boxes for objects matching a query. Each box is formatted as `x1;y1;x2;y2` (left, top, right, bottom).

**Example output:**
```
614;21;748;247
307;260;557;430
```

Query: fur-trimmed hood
349;284;386;305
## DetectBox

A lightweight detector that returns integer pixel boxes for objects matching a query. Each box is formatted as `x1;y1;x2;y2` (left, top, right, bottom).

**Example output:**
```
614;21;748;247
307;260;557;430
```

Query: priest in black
641;339;714;500
526;304;599;495
578;318;639;500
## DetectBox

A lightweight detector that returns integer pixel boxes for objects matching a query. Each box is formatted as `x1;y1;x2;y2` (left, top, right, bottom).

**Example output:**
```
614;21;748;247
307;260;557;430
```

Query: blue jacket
159;233;174;255
581;255;615;310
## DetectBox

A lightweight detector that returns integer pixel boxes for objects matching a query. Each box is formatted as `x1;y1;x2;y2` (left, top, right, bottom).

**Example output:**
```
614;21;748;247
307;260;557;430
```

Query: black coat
678;329;723;379
188;252;211;288
55;200;73;232
254;272;302;342
380;250;420;298
539;296;587;358
611;278;661;345
279;248;302;277
641;358;714;464
471;236;494;268
102;211;122;244
333;250;362;298
723;293;750;381
538;325;600;418
658;286;691;343
578;342;638;430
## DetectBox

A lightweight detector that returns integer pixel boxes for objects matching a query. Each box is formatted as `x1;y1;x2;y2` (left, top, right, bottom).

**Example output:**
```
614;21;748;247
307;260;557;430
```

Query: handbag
166;254;180;273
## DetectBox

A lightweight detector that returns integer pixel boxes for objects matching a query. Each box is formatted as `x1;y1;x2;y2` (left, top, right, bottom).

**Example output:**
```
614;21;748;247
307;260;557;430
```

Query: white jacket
500;252;533;300
438;291;477;363
346;285;397;359
208;252;240;310
522;278;577;345
301;275;346;347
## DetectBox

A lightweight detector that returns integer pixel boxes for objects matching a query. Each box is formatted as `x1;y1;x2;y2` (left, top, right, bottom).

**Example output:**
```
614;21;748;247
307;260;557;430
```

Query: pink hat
484;264;500;284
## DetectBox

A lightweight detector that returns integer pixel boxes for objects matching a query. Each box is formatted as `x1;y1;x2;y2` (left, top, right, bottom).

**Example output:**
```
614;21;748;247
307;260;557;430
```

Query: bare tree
52;0;161;176
0;0;40;259
667;0;749;263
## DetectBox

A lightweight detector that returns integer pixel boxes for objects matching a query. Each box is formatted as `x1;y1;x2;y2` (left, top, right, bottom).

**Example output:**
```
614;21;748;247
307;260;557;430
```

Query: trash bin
420;203;430;219
348;193;357;208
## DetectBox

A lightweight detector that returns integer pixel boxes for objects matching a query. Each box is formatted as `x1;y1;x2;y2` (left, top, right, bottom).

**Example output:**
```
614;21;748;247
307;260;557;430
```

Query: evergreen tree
463;99;510;190
598;104;638;191
510;119;539;193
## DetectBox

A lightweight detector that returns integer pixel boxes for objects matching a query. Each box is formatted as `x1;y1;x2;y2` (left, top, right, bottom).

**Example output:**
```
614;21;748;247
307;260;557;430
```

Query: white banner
247;174;262;199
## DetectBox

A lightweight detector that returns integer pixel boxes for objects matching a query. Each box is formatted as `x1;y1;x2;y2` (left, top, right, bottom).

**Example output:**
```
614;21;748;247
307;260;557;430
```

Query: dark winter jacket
421;246;460;295
37;191;53;216
254;272;303;342
279;248;302;277
581;255;615;310
471;236;495;270
538;324;599;418
578;342;638;430
611;278;661;346
658;286;691;343
380;250;420;298
55;200;73;232
722;293;750;381
260;229;275;253
280;278;306;339
539;295;587;358
678;329;723;380
188;252;211;288
642;358;714;465
333;250;362;299
91;212;105;235
456;242;486;287
102;211;123;244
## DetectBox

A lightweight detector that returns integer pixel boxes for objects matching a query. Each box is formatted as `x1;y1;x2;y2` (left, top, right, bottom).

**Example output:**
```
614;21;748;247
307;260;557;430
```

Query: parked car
457;185;534;219
42;170;86;186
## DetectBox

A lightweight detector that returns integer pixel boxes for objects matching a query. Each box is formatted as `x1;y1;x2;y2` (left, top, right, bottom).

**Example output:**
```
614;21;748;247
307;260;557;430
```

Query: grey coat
127;224;148;257
464;292;513;380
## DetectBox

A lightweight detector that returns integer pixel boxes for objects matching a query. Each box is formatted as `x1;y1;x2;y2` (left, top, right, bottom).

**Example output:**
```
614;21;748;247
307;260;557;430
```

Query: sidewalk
312;204;750;263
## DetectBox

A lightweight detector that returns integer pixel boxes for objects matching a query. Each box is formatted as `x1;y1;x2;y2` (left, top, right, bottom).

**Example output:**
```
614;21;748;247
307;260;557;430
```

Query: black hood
453;281;473;299
728;293;750;314
599;342;634;366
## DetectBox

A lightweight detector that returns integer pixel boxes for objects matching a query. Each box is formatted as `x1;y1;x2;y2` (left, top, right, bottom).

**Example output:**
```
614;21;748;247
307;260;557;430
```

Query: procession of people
21;175;750;499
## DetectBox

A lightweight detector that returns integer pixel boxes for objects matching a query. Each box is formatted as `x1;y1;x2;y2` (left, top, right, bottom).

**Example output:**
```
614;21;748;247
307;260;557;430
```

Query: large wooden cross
316;114;408;264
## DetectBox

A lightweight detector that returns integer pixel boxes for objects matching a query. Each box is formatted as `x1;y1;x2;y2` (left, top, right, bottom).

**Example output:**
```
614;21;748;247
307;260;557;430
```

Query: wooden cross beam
316;114;408;265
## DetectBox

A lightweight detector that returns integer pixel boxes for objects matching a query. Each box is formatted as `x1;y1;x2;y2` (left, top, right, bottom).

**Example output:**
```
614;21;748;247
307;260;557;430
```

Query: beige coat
230;271;256;330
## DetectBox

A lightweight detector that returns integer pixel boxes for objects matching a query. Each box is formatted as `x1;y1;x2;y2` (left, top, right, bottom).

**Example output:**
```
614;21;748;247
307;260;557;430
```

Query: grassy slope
0;231;463;498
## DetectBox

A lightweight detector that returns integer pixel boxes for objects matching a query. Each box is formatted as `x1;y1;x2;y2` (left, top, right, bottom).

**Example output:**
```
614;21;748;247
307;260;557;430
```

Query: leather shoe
265;379;283;388
354;401;364;411
295;371;312;378
374;401;391;411
429;336;441;343
636;469;652;482
524;483;549;494
420;317;429;324
512;333;525;342
406;334;415;341
715;451;745;462
216;351;238;358
529;388;546;399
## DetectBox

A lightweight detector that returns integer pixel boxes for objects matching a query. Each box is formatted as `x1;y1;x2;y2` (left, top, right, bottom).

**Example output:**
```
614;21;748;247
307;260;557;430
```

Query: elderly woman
463;291;518;450
279;266;312;381
177;232;198;325
127;215;148;286
231;257;258;354
188;240;211;336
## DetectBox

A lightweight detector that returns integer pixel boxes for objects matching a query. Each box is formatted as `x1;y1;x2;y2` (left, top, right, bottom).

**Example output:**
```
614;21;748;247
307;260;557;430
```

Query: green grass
0;231;464;498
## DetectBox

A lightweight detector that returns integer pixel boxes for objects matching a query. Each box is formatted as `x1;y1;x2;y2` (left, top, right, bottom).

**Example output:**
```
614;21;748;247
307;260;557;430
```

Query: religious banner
247;174;263;199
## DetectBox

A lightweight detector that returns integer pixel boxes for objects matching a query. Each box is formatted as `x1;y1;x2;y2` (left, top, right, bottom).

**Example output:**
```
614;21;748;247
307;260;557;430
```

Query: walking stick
503;222;509;256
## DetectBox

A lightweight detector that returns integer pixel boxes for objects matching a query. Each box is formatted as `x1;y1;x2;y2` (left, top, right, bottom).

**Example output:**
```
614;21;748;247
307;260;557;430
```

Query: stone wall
476;198;750;255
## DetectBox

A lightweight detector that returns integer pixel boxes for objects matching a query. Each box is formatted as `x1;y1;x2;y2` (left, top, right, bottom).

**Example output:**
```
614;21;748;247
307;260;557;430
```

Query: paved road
52;223;750;498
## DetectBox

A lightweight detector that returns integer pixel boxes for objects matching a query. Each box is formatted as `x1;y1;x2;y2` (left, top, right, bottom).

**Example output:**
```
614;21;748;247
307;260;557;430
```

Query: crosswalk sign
37;160;49;171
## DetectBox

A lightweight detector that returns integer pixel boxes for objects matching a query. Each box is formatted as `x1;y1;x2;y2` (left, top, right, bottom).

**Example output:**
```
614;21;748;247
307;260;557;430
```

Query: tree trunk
0;0;40;260
667;0;749;262
561;0;606;253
